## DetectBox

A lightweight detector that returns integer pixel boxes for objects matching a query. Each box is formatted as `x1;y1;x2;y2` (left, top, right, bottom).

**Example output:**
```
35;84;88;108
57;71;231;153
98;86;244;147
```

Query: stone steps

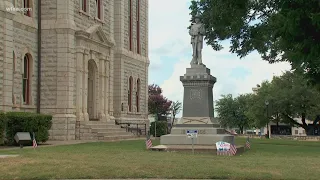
97;131;133;137
85;124;120;129
91;128;129;133
103;135;138;141
80;121;139;141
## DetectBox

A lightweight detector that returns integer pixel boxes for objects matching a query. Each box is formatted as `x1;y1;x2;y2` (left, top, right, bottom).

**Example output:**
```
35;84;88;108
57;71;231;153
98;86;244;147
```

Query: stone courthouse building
0;0;149;140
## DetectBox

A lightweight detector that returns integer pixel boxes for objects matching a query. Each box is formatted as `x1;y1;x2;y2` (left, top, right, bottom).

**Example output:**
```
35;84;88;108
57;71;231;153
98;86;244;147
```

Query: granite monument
160;13;234;145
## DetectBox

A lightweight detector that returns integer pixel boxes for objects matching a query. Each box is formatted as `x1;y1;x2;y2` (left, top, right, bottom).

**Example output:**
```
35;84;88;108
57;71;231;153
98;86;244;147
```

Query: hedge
150;121;168;137
5;112;52;145
0;112;6;145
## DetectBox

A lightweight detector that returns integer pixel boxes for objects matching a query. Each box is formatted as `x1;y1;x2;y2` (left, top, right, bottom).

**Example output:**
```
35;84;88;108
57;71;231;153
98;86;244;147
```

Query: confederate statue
189;13;205;65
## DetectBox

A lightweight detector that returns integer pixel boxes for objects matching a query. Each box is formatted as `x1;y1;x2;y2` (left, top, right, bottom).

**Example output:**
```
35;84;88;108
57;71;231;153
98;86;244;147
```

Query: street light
265;100;270;139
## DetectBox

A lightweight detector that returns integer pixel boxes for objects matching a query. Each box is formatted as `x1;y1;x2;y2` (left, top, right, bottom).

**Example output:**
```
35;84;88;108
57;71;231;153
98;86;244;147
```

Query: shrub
5;112;52;145
150;121;168;137
0;112;7;145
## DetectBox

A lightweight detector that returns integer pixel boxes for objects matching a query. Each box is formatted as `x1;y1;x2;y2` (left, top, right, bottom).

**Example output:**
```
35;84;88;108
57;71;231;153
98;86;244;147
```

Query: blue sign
187;130;198;134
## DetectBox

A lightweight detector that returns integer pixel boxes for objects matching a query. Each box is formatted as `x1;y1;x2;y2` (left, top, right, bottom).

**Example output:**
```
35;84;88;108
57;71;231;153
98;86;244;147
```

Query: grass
0;137;319;180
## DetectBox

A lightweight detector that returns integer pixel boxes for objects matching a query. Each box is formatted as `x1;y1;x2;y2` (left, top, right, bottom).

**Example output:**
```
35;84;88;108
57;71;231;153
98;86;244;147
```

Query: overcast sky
148;0;291;117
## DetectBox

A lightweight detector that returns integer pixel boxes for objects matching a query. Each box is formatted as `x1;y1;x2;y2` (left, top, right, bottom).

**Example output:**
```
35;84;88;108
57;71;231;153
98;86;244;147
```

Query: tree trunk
313;115;320;125
239;126;244;134
170;117;175;133
301;113;309;134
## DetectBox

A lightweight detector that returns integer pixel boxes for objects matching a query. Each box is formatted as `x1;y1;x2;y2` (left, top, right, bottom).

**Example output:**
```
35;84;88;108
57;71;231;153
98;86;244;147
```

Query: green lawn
0;137;319;180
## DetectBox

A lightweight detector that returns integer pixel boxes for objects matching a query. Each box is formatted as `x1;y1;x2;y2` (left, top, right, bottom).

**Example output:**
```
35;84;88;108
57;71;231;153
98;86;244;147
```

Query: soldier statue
189;13;205;65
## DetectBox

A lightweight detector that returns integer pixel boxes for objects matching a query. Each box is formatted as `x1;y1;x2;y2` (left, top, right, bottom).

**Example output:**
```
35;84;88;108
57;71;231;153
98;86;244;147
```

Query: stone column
82;49;89;121
76;47;84;121
51;0;77;141
145;60;150;130
109;51;115;121
99;54;106;121
145;60;149;118
105;58;110;120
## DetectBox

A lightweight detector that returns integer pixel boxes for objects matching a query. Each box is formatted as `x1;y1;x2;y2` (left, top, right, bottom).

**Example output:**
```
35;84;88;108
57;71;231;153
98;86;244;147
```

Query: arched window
136;78;140;112
13;51;15;72
95;0;101;19
136;0;140;54
128;76;133;112
12;51;15;104
23;0;31;17
22;54;30;104
81;0;87;12
128;0;132;51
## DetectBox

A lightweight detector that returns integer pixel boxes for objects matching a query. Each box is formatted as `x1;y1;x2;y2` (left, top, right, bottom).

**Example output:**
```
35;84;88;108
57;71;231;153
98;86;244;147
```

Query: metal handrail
115;121;147;136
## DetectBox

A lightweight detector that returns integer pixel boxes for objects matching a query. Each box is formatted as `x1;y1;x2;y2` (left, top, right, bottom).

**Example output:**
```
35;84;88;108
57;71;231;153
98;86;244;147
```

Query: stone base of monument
159;61;235;148
160;127;234;145
150;145;245;155
160;117;234;145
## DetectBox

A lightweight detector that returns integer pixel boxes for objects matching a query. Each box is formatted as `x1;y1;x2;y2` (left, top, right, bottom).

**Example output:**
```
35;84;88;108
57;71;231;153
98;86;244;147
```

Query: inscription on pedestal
180;129;207;134
190;89;202;100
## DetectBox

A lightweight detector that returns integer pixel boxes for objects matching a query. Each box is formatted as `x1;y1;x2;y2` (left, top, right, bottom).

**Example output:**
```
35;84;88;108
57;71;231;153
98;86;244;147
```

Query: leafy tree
189;0;320;84
215;93;253;134
169;100;182;131
148;84;172;121
247;71;320;134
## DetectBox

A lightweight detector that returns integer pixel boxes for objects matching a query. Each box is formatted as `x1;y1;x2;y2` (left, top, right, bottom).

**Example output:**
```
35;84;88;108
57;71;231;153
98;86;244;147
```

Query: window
295;130;298;135
22;54;30;104
13;51;15;72
128;76;133;112
81;0;87;12
128;0;132;51
96;0;102;19
23;0;31;17
12;51;15;104
136;78;140;112
136;0;140;54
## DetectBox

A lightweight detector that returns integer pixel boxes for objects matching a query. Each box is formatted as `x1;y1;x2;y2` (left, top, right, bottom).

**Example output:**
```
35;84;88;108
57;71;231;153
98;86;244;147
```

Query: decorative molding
75;24;115;49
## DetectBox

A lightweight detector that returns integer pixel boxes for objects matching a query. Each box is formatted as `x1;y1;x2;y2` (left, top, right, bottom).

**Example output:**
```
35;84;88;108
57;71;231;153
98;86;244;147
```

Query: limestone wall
0;0;150;140
113;0;149;125
0;0;38;112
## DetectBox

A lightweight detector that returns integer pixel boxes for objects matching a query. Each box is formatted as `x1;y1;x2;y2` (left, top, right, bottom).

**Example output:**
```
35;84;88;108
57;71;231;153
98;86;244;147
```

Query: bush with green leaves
0;112;7;145
5;112;52;145
150;121;168;137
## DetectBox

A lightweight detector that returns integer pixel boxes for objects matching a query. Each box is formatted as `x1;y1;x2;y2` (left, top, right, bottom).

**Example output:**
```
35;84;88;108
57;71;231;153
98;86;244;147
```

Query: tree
247;71;320;134
148;84;172;121
215;93;253;134
189;0;320;84
170;100;182;131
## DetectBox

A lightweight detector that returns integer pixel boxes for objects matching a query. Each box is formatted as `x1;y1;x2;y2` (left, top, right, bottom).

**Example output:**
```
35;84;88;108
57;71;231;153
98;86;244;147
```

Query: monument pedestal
160;64;234;145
